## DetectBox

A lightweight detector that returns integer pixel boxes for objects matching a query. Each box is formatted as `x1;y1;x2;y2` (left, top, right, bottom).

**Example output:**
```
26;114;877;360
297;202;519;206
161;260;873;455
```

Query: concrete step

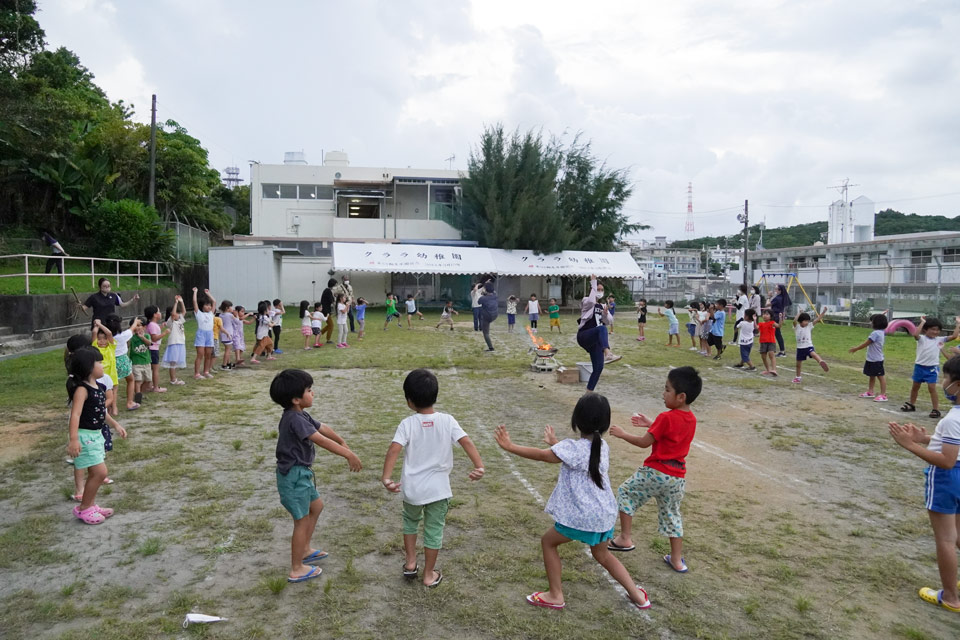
0;326;85;356
0;326;13;337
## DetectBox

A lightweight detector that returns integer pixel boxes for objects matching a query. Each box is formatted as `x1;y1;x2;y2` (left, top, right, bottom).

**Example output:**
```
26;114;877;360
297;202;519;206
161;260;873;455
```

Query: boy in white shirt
792;306;829;384
381;369;485;587
526;294;541;333
733;309;757;370
902;316;960;419
310;304;326;348
405;294;424;328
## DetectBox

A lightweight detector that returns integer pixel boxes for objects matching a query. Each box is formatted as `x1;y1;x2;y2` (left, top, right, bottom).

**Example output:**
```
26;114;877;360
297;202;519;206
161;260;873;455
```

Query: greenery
0;1;239;252
670;209;960;251
82;199;172;261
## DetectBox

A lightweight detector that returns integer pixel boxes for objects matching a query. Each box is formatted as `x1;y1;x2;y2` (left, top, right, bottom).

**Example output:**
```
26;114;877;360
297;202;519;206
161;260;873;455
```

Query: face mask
943;380;958;403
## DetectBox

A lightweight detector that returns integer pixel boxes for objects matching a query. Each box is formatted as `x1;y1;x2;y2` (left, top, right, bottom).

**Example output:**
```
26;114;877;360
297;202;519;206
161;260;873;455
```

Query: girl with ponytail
494;393;650;611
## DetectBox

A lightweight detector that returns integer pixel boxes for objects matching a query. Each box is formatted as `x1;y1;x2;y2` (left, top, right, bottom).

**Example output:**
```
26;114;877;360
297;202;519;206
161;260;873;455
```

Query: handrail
0;253;171;294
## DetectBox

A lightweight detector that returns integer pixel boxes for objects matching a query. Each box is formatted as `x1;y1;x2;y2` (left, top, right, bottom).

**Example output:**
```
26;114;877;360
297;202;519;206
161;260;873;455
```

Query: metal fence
0;253;172;294
165;215;209;263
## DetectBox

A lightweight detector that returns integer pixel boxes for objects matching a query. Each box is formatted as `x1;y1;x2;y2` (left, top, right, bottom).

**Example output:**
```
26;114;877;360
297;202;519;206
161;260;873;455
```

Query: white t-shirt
738;320;755;345
97;373;114;391
391;412;468;505
269;308;283;327
527;300;541;315
405;299;417;313
470;287;482;308
114;329;133;357
195;310;214;332
311;311;324;329
928;406;960;453
795;324;813;349
255;314;272;340
337;303;348;325
546;437;618;533
301;313;311;328
166;317;186;345
736;295;748;321
441;306;453;318
916;335;948;366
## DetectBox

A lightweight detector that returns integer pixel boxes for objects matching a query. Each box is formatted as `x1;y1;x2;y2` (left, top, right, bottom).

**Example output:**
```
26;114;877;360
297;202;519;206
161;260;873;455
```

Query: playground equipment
755;271;817;312
885;319;919;336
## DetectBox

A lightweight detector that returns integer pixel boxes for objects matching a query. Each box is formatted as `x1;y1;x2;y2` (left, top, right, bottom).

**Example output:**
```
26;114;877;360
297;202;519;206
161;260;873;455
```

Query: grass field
0;257;175;295
1;310;959;639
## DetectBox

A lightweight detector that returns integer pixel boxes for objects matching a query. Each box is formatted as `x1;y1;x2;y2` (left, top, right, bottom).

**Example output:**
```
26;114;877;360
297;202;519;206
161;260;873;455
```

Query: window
262;184;280;198
298;185;316;200
316;186;334;200
279;184;297;199
911;249;933;265
943;248;960;263
849;254;861;266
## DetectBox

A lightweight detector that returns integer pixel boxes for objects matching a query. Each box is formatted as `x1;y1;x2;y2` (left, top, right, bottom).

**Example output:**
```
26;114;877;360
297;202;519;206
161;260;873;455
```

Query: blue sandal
287;566;322;583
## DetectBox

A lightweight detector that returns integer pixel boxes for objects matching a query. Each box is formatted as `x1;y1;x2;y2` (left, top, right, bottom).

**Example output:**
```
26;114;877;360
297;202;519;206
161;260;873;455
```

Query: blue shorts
554;522;614;546
912;364;939;384
740;343;753;362
668;323;679;335
507;313;516;325
686;323;696;336
796;347;815;361
529;314;539;323
194;329;214;348
924;463;960;514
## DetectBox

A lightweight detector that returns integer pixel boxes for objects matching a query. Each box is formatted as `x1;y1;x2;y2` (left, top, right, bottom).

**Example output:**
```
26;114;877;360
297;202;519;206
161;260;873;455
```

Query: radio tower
685;182;695;237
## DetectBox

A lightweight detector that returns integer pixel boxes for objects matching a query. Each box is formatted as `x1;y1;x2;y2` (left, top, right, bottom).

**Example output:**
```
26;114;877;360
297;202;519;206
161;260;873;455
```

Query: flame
526;326;552;351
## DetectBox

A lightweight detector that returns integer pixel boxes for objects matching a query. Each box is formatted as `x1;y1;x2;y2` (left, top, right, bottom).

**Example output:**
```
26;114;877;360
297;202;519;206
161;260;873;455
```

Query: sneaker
274;349;283;354
776;352;787;358
792;377;802;384
733;363;744;368
874;394;888;402
746;366;756;371
689;347;698;351
859;392;875;398
603;354;622;364
171;379;186;385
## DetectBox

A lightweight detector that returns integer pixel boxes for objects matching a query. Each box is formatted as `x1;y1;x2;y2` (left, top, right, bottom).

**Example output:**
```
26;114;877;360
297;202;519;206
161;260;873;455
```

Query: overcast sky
39;0;960;240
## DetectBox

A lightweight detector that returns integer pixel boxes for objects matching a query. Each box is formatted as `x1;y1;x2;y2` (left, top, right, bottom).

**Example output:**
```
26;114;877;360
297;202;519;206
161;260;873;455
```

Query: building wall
209;246;283;310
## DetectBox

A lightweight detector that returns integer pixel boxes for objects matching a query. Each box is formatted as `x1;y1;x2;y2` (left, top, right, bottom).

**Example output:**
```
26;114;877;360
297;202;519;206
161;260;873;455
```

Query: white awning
332;242;645;278
332;242;497;275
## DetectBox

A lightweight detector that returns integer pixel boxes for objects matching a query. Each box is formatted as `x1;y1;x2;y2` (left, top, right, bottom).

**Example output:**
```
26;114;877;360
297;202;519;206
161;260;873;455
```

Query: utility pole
148;94;157;208
737;200;749;286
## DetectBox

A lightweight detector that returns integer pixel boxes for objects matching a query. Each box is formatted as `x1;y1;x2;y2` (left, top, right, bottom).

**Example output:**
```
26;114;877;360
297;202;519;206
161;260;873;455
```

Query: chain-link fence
165;217;209;263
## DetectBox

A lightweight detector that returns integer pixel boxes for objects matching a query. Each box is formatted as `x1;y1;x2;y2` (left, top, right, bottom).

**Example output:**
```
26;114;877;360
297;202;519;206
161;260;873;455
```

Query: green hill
669;209;960;250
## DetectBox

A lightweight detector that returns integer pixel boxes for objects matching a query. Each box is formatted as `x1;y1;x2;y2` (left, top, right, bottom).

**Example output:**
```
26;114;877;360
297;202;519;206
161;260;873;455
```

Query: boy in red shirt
607;366;702;573
756;309;780;377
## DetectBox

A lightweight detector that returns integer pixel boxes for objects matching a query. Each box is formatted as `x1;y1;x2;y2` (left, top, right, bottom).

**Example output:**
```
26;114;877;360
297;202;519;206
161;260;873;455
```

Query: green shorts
617;466;686;538
276;466;320;520
116;354;132;379
74;430;106;469
402;499;449;549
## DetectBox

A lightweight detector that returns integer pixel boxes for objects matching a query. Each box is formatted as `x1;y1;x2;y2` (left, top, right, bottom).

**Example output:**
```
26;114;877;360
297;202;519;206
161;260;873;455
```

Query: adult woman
576;275;621;391
478;280;498;351
731;284;749;345
320;278;336;345
470;282;484;332
81;278;140;327
768;284;792;357
749;285;763;318
42;231;68;274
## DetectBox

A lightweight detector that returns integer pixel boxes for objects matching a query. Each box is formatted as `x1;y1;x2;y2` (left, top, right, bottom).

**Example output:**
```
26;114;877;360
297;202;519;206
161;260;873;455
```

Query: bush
82;199;173;261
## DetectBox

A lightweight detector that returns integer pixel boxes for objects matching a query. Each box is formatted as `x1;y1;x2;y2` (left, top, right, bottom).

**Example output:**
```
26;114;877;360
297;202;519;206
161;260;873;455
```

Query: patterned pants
616;466;686;537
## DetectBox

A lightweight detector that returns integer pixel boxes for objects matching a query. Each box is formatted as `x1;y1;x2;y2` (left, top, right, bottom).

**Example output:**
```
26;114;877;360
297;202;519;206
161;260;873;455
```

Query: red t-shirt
643;409;697;478
757;320;777;344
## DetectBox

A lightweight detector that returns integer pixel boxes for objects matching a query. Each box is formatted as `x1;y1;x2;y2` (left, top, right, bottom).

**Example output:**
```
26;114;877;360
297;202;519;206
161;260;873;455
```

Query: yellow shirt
213;315;223;340
93;339;118;385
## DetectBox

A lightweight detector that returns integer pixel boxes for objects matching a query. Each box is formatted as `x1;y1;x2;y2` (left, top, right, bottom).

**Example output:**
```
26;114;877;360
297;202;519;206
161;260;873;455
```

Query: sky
37;0;960;241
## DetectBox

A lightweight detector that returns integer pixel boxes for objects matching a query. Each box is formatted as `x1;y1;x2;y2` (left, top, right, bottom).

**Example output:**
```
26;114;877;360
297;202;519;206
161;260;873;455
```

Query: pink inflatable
885;319;918;336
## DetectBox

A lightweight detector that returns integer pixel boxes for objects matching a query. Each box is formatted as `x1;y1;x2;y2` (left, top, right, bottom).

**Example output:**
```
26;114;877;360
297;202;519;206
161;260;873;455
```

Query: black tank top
578;301;605;333
78;381;107;432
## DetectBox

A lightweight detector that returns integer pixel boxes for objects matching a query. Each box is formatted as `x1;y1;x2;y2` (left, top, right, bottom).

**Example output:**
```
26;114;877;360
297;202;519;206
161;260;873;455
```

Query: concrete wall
0;287;179;335
209;246;283;311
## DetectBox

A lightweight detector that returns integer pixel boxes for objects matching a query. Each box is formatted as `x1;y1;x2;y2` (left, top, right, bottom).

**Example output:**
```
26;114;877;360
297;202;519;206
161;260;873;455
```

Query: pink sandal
93;504;114;518
525;592;565;610
73;505;105;525
632;586;652;609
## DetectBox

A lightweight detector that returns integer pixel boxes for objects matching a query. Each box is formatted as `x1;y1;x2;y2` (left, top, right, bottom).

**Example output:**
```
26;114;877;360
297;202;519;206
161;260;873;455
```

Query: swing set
755;271;818;316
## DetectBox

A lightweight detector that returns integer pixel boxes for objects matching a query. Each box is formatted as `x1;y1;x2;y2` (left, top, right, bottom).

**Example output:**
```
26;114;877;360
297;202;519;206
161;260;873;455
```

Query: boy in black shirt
270;369;362;583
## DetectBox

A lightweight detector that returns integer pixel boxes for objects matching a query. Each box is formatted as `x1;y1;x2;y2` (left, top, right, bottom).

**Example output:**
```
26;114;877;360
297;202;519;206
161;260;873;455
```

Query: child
129;320;152;403
383;294;402;330
299;300;313;349
233;306;252;366
608;366;702;576
548;298;561;333
212;309;223;364
108;314;140;410
192;288;216;379
270;369;362;583
143;305;168;393
709;299;727;360
355;298;367;341
849;311;890;401
218;300;236;369
271;299;285;354
405;293;424;327
311;303;326;347
436;300;458;331
792;306;829;383
685;303;699;350
381;369;485;587
495;393;650;611
67;347;127;524
698;303;712;356
658;301;680;346
888;354;960;613
606;296;616;333
506;295;518;333
733;309;757;370
91;319;118;416
162;295;187;385
902;316;960;418
757;309;780;376
335;293;350;348
526;294;541;333
252;301;276;363
636;299;647;342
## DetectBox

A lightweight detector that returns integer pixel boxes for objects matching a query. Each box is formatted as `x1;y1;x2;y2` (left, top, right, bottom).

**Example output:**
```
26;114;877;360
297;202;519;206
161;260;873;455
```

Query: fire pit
527;328;560;372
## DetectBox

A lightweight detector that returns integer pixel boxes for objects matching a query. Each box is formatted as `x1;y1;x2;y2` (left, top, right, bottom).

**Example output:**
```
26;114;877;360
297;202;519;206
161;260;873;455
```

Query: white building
827;195;875;244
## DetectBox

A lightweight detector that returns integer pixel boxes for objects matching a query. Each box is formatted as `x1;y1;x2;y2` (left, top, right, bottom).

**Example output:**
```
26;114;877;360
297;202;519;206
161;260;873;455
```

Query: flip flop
426;570;443;588
819;360;829;372
287;566;322;583
663;554;688;573
919;587;960;612
127;403;141;411
526;591;565;610
632;585;652;610
303;550;329;564
402;563;419;579
607;541;635;552
103;478;114;485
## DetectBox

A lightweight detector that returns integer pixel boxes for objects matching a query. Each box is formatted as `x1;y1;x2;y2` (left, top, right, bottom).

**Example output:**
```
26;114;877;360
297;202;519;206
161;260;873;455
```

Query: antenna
829;177;860;205
445;154;456;170
685;182;695;237
828;178;860;243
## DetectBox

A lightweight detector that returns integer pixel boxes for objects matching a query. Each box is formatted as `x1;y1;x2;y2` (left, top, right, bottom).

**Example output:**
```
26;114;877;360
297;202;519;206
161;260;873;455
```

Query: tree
460;124;571;253
0;0;44;72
